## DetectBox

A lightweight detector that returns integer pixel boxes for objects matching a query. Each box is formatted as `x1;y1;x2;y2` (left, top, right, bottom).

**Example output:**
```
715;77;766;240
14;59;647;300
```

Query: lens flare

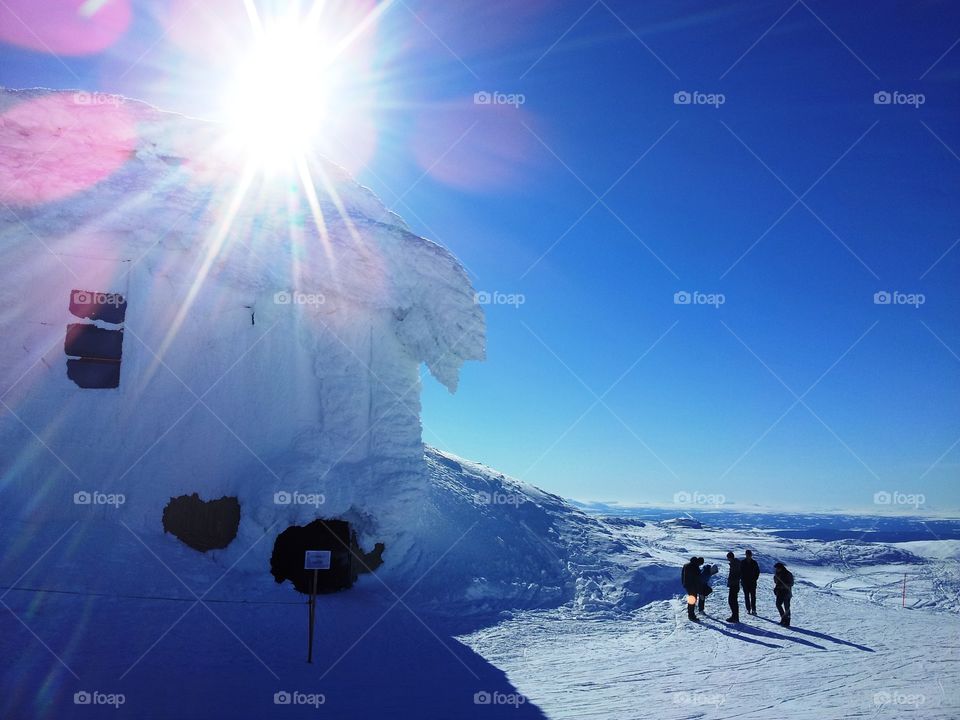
221;18;341;170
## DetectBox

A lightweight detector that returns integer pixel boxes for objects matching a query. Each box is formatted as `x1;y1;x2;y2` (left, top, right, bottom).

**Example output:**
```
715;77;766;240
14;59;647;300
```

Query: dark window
163;494;241;552
64;324;123;360
66;359;121;389
69;290;127;324
66;290;126;389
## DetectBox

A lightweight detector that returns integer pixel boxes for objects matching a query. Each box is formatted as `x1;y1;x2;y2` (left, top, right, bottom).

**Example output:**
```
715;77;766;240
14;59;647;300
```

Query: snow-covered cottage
0;88;484;594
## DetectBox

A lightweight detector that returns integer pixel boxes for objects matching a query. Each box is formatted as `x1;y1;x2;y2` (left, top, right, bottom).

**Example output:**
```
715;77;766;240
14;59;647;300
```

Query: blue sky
1;0;958;512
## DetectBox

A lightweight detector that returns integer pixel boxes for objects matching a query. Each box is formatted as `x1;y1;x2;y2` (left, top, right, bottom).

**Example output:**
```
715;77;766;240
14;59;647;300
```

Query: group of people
681;551;794;626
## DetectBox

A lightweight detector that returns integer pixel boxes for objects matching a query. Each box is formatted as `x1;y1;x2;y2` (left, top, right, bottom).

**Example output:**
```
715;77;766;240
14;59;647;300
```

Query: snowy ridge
419;447;683;614
422;447;960;616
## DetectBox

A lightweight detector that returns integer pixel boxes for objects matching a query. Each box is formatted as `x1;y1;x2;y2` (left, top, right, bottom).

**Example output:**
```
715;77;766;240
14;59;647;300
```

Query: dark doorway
271;519;353;594
270;519;384;594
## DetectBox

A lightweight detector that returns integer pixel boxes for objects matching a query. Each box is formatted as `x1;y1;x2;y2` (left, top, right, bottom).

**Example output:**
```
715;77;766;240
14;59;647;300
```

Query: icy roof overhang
0;87;485;391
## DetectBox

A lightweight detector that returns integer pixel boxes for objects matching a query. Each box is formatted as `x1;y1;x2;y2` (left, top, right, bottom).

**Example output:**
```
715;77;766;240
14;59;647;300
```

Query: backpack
776;569;794;590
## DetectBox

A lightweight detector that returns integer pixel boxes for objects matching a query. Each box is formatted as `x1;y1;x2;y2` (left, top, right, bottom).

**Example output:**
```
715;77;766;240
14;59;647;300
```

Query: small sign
304;550;331;570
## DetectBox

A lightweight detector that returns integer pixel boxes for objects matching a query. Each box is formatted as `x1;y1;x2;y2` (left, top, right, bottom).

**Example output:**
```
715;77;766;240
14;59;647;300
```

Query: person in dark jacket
773;562;794;626
681;556;703;621
740;550;760;615
697;557;718;614
725;551;741;623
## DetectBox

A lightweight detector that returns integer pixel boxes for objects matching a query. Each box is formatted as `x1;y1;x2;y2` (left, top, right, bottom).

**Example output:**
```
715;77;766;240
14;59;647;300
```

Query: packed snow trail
461;589;957;719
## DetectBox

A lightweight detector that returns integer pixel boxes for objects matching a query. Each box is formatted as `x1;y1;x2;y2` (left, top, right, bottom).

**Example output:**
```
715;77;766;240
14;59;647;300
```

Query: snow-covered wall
0;88;484;583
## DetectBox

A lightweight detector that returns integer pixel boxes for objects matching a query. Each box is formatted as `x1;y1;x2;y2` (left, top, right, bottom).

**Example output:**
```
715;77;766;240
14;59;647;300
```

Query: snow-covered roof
0;87;485;390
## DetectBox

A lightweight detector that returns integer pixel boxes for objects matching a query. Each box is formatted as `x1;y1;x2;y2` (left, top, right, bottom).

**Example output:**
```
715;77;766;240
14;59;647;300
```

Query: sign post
304;550;331;663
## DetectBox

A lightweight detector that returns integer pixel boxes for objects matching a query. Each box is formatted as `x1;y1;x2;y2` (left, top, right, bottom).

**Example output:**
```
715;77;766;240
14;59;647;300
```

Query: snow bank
414;448;681;614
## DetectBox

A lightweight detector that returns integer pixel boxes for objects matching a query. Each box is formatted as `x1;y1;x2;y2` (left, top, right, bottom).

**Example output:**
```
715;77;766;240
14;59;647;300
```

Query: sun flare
222;17;344;169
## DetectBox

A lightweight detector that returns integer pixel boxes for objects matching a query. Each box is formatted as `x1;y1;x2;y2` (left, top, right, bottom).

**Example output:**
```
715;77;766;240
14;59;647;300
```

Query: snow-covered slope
462;589;957;719
2;447;958;718
434;453;960;718
419;448;960;616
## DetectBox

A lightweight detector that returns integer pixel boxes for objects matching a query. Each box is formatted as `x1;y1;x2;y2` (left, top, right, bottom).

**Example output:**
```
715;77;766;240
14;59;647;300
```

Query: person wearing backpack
697;557;718;615
725;551;742;623
773;562;794;627
740;550;760;615
681;556;703;621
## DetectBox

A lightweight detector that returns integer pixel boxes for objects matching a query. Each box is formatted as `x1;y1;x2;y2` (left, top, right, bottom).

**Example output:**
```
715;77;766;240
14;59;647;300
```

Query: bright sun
223;18;343;169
